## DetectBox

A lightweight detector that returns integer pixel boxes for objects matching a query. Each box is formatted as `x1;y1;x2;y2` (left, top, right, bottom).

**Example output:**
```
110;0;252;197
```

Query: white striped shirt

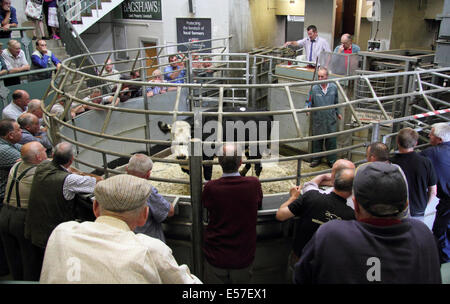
296;36;331;63
61;168;96;200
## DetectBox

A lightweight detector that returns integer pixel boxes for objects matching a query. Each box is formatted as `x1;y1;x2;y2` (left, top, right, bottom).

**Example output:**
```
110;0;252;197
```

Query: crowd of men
0;117;448;284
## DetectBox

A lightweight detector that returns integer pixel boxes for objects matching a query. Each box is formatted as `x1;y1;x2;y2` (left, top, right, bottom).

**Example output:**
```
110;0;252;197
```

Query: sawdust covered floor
149;154;331;195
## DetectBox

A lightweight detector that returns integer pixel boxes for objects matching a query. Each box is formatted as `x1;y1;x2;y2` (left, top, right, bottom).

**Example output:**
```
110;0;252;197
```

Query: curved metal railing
42;46;450;191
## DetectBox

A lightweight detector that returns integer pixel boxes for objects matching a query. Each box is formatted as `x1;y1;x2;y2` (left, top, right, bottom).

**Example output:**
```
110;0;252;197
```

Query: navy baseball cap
353;162;408;217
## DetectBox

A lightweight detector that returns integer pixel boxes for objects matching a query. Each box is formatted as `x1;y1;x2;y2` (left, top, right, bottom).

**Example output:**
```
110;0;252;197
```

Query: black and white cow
158;106;274;180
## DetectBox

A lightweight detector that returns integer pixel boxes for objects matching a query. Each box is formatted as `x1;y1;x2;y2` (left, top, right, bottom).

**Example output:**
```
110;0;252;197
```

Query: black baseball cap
353;162;408;217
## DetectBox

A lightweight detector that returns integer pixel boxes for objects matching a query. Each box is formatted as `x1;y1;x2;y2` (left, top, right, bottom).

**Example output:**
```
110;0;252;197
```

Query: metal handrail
44;46;450;187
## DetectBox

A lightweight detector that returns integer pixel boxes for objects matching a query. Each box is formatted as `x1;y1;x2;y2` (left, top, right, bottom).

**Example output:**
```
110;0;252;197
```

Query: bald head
331;159;355;179
21;142;48;164
12;90;30;111
333;167;354;193
218;143;242;173
340;33;353;50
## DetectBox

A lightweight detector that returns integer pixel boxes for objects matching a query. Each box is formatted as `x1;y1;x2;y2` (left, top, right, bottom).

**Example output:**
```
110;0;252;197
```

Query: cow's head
170;121;192;173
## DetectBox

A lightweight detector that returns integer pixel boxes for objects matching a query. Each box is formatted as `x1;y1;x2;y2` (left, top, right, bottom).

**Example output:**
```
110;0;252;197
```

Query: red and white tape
413;108;450;119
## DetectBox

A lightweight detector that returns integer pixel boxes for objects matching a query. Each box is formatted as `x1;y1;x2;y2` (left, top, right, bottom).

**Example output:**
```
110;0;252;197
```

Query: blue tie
309;39;315;62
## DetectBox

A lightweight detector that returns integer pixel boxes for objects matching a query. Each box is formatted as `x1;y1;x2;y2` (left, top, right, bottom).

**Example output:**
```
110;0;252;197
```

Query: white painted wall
304;0;335;49
368;0;394;51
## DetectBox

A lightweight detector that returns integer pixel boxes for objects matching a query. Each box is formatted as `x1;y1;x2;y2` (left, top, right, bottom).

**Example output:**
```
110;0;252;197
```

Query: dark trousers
203;259;253;284
433;199;450;264
0;204;9;276
0;205;44;281
312;137;337;164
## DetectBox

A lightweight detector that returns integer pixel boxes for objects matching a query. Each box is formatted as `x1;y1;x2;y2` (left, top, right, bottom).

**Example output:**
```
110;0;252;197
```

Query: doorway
334;0;357;48
142;41;158;79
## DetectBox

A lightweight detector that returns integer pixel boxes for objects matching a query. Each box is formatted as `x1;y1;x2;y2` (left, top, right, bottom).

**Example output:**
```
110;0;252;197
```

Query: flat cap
94;174;152;212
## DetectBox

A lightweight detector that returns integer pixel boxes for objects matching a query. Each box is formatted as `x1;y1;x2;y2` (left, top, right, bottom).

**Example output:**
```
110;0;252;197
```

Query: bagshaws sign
122;0;162;20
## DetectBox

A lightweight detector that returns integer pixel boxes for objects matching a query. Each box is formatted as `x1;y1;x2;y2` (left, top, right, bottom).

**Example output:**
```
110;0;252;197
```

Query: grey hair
17;113;37;129
318;66;329;76
432;122;450;142
26;99;42;113
53;142;74;165
127;153;153;176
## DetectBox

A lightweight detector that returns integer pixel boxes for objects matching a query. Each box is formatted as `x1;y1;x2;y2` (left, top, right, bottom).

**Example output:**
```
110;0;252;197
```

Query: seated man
30;39;61;81
69;89;112;115
294;162;441;284
26;99;45;126
1;40;30;86
0;0;17;38
126;154;174;243
17;113;52;155
164;55;185;84
25;142;103;276
40;174;202;284
102;59;121;91
0;118;22;203
146;69;175;96
2;90;30;121
0;142;48;280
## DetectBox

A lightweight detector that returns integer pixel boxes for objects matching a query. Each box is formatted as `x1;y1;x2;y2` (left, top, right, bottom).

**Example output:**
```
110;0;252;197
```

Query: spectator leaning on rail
301;158;355;209
2;89;30;121
126;153;174;243
102;58;120;91
164;55;186;84
390;127;437;222
40;174;202;284
202;143;262;284
0;142;47;281
1;40;30;86
420;122;450;264
0;43;8;76
30;39;61;81
24;142;103;276
17;113;52;156
276;166;355;269
294;161;442;284
0;0;17;39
